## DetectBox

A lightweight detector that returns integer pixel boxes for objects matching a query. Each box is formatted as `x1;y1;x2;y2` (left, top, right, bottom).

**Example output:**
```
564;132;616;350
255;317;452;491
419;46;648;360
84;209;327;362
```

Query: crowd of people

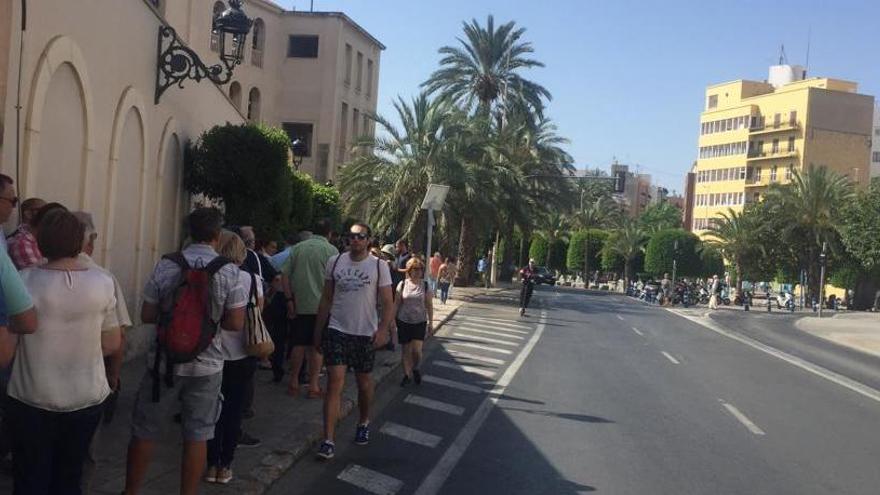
0;173;466;494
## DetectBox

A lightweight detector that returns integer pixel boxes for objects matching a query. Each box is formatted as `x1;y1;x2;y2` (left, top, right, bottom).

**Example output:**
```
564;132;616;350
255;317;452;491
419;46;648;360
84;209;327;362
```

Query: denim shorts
130;371;223;442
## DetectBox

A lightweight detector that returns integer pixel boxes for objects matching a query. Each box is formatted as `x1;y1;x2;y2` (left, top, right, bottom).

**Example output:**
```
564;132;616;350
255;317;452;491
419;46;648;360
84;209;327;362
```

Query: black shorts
291;314;316;347
321;328;375;373
396;320;427;344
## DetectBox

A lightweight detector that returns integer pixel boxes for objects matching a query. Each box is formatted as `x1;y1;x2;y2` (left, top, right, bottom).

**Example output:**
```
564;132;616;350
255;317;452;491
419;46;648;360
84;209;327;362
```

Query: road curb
240;300;467;494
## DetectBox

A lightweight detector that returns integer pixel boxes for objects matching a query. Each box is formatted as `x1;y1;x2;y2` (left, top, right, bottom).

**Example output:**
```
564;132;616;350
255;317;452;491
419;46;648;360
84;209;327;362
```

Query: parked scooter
776;291;795;311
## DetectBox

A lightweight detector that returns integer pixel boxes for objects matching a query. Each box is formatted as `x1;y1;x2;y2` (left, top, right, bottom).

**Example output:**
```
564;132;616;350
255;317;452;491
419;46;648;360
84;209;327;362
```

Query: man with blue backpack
123;208;247;495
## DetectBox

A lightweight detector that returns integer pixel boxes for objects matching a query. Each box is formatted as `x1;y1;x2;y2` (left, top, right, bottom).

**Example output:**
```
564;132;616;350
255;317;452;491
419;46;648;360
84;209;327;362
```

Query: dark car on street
533;266;556;285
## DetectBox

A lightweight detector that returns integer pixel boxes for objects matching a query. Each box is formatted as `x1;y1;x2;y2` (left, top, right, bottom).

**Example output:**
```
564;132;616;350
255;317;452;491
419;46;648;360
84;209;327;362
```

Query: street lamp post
818;241;827;318
155;0;253;104
421;184;451;288
291;138;308;170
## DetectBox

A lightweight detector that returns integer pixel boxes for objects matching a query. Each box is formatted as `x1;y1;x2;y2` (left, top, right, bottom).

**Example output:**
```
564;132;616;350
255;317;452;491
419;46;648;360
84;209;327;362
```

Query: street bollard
766;291;771;313
744;292;750;311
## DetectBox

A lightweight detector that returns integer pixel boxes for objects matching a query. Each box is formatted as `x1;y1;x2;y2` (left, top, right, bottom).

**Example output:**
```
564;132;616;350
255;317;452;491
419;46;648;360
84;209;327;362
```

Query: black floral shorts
322;328;375;373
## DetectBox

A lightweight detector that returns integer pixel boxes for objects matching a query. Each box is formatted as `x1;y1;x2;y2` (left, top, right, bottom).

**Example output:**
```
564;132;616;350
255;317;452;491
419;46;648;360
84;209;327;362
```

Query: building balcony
746;149;798;161
749;121;800;135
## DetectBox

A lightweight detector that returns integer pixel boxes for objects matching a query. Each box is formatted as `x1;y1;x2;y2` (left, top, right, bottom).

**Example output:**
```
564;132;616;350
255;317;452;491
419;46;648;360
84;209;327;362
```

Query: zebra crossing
331;311;547;495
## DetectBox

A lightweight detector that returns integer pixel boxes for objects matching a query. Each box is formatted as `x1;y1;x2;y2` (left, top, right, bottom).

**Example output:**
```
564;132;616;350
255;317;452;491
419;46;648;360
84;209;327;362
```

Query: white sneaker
216;467;233;484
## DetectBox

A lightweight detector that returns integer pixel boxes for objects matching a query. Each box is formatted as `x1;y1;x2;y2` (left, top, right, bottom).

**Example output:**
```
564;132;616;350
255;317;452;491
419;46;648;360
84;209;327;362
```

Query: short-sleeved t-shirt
326;252;391;337
11;267;118;412
220;269;263;361
281;236;339;315
142;243;247;377
0;248;33;315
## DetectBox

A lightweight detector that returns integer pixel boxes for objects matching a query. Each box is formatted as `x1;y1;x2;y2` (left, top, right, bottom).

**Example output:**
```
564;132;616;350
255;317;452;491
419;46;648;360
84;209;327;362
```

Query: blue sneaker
355;424;370;445
316;441;335;460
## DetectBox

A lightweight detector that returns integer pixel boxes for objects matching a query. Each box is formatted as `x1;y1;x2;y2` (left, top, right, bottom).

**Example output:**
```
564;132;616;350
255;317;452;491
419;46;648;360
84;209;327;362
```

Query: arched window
229;81;242;110
247;87;261;122
210;2;225;52
251;18;265;67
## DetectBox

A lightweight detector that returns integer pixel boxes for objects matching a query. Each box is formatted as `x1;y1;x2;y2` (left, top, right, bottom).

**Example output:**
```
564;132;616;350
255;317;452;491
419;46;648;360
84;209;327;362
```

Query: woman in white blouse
0;209;121;494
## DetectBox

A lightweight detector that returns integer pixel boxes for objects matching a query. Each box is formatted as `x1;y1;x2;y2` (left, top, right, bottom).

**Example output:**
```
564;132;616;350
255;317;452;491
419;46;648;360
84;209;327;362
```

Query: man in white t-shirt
313;222;393;460
124;208;246;495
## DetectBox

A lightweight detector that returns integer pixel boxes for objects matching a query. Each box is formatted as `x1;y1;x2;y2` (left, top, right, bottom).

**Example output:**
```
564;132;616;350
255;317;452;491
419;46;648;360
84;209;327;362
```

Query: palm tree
766;165;855;300
422;15;551;120
606;221;647;285
338;93;464;241
704;208;760;293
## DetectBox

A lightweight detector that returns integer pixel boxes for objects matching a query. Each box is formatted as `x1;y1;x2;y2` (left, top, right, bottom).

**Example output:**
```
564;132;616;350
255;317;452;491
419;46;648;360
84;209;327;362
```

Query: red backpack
152;252;231;400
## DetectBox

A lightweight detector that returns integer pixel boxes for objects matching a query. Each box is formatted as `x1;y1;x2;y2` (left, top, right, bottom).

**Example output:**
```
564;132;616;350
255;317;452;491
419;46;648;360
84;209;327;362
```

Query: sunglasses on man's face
347;232;369;240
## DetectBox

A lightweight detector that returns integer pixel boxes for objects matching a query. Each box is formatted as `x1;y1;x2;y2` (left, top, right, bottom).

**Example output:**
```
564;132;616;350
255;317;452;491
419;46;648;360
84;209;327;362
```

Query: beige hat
381;244;396;256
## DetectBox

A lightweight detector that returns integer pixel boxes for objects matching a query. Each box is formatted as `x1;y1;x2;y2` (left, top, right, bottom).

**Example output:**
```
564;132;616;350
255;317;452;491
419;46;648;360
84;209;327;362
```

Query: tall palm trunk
501;220;515;281
456;216;477;286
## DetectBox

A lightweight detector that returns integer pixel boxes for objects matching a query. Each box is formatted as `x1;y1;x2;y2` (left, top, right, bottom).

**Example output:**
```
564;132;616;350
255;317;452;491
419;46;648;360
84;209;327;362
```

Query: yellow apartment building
690;65;874;234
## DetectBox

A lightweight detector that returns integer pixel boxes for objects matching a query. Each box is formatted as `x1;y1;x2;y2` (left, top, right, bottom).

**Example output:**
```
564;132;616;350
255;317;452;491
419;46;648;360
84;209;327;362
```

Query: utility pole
818;241;827;318
671;240;678;285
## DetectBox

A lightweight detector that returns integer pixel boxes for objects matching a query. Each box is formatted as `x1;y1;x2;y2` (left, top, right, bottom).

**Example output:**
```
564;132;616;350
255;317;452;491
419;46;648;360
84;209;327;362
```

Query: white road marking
414;311;548;495
452;333;520;346
446;349;506;365
632;327;644;336
444;342;513;355
433;360;497;378
404;394;465;416
719;400;766;436
337;464;404;495
661;351;681;365
672;311;880;404
616;314;625;321
380;421;443;448
420;375;484;394
454;327;525;340
454;321;530;334
462;316;531;329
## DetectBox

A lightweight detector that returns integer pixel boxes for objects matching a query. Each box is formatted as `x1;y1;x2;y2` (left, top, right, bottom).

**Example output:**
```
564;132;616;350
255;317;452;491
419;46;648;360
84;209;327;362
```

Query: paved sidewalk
796;312;880;358
0;286;501;495
639;294;880;359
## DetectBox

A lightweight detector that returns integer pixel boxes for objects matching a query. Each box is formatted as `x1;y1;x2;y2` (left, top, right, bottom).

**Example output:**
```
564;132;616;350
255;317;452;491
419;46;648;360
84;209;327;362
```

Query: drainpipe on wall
14;0;27;217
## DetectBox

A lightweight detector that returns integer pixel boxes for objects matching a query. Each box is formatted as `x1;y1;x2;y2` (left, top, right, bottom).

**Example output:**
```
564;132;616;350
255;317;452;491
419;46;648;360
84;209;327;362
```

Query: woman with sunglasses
393;257;433;386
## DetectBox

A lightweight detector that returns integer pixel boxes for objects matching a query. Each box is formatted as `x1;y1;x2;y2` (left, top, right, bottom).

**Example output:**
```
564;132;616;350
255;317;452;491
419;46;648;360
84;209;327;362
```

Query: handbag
245;271;275;359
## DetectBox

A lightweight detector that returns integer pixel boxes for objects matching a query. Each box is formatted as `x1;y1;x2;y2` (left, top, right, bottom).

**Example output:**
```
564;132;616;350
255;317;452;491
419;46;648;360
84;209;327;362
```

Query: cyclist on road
519;259;538;316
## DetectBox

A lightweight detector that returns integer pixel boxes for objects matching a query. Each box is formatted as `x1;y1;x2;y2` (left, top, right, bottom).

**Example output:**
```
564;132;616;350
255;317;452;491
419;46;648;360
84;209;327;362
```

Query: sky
277;0;880;193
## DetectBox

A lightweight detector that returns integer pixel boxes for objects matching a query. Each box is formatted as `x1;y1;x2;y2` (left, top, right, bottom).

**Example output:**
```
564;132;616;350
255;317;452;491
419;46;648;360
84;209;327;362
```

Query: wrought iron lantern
291;138;308;170
155;0;253;104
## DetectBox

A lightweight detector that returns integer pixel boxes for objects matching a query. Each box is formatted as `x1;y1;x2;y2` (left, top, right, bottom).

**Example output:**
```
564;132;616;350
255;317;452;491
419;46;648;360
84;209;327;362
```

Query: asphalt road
267;286;880;495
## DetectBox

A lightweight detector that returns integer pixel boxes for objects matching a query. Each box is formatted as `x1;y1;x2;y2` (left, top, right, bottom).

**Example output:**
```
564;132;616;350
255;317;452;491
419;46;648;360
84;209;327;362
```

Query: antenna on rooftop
778;44;788;65
804;27;811;78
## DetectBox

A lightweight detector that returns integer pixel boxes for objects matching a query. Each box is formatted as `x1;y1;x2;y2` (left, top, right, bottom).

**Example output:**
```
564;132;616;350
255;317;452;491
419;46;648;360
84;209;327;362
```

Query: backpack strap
162;252;190;272
205;255;232;276
328;253;343;293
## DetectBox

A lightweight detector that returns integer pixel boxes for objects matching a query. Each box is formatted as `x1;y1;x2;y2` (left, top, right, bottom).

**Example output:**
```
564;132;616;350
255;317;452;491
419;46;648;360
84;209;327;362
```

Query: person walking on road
437;257;457;305
394;257;434;387
429;251;443;295
709;274;720;310
281;219;339;398
313;223;394;460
